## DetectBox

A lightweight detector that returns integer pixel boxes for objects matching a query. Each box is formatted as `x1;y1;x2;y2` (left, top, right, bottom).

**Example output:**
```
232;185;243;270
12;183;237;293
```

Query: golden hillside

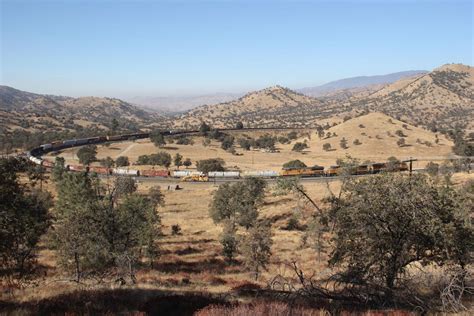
344;64;474;131
173;85;324;129
0;86;166;134
173;64;473;133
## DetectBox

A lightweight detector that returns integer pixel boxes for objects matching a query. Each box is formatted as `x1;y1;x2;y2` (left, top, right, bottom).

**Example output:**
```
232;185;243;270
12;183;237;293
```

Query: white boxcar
208;171;240;178
29;156;43;165
243;170;279;178
113;168;140;176
172;170;204;178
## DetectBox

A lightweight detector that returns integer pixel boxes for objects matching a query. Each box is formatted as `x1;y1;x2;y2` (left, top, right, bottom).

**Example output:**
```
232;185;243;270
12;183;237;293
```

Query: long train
25;130;409;180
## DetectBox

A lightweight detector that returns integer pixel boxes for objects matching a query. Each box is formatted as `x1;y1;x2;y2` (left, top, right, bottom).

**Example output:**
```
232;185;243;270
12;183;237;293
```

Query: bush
282;159;307;169
77;145;97;165
175;136;193;145
171;224;182;235
287;131;298;140
115;156;129;167
150;130;166;147
292;142;308;152
328;173;473;294
238;138;251;150
196;158;225;173
397;138;406;147
353;139;362;145
322;143;332;151
221;135;235;151
339;138;348;149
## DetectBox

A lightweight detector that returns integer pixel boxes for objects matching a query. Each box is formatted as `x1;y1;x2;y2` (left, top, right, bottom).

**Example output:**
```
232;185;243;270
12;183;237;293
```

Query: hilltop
343;64;473;131
173;85;324;128
0;86;166;133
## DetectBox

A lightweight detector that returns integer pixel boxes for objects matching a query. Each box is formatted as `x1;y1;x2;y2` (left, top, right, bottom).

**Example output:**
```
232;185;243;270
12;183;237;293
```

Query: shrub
171;224;182;235
397;138;406;147
77;145;97;165
292;142;308;152
323;143;332;151
238;138;251;150
339;137;348;149
115;156;129;167
328;173;473;294
283;159;307;169
150;130;166;147
353;139;362;145
196;158;225;173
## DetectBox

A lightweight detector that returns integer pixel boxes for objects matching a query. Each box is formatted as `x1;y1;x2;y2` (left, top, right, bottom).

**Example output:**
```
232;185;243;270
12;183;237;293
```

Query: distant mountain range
126;93;244;114
127;70;428;112
297;70;428;97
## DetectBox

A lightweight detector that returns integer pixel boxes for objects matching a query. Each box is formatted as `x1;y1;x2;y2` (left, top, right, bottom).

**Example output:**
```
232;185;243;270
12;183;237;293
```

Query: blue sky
1;0;472;97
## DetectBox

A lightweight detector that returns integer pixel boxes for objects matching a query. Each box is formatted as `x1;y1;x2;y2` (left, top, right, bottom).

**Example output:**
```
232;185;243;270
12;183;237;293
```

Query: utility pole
403;157;418;176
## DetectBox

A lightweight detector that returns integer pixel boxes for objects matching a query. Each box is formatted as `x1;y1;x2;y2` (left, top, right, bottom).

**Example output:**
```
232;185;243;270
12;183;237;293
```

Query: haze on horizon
0;0;472;99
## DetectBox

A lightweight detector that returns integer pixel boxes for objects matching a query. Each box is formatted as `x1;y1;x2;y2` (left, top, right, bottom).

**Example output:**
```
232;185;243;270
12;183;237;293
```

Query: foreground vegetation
0;156;473;314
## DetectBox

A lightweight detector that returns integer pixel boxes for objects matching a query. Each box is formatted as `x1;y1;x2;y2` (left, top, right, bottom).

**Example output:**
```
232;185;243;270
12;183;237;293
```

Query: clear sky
1;0;472;98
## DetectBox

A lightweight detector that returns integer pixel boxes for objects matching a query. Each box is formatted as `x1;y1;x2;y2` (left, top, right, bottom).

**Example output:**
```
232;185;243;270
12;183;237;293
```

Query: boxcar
141;169;170;177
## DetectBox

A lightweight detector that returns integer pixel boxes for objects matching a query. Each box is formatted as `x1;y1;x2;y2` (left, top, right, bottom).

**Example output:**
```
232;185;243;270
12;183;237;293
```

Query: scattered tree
283;160;307;169
292;142;308;152
241;221;273;280
174;153;183;169
115;156;130;167
197;158;225;173
77;145;97;165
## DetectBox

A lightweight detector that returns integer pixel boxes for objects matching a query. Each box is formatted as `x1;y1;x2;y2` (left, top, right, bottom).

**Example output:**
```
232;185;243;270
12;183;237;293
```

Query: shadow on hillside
0;289;228;315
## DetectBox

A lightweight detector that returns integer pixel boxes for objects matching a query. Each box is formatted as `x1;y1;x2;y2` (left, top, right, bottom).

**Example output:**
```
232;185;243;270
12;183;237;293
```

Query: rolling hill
0;85;167;133
343;64;473;132
173;85;326;128
174;64;473;133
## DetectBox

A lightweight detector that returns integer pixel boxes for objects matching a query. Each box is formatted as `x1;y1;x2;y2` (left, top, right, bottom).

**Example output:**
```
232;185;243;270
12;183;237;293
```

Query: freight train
26;130;410;181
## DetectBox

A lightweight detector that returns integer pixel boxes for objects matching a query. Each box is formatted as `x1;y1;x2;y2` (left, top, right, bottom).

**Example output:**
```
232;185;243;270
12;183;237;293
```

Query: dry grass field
5;171;473;306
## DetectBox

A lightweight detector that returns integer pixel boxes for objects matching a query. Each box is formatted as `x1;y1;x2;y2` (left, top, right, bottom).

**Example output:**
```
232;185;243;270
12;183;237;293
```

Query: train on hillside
26;131;410;180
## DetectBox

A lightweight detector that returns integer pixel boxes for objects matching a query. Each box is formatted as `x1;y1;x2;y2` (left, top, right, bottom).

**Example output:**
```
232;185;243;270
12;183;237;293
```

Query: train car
51;141;66;150
370;163;387;174
141;169;170;177
106;135;126;141
281;165;325;177
325;165;341;177
122;132;150;140
397;162;409;172
172;170;204;178
208;171;240;178
63;139;77;147
355;164;370;175
42;159;54;168
112;168;140;176
29;156;43;165
76;138;89;146
242;170;279;178
40;143;53;152
86;137;102;144
69;164;87;172
89;166;112;175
